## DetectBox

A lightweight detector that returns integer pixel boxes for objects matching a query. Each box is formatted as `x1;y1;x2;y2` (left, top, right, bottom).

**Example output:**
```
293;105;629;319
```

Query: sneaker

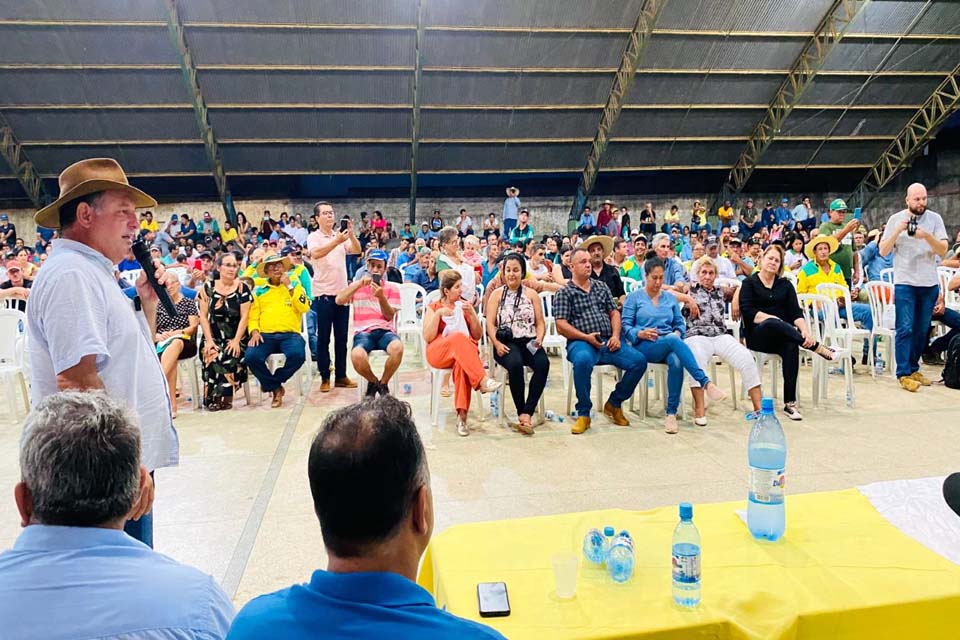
899;376;921;392
665;415;679;434
478;377;502;394
909;371;933;386
602;401;630;426
705;383;726;403
377;382;391;397
364;381;380;398
335;377;357;389
693;416;708;427
457;419;469;437
783;402;802;421
571;416;591;435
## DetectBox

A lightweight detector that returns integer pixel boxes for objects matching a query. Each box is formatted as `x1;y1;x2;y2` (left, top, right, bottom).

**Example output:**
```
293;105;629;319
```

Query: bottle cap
679;502;693;520
603;526;615;536
761;397;774;413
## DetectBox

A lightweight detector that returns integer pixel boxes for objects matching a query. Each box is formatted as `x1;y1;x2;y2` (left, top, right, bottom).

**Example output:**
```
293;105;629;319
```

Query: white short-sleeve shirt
26;239;179;472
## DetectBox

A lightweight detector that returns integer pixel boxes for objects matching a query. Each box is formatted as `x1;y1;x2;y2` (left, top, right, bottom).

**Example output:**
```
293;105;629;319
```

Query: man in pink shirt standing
307;201;361;392
335;249;404;397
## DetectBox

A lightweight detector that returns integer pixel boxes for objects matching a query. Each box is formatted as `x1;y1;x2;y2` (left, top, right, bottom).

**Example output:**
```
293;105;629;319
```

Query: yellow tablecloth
417;489;960;639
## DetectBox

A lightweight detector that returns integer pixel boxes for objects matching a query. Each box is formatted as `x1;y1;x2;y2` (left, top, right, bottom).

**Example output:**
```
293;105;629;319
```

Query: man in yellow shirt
717;199;735;230
139;211;159;233
245;255;310;407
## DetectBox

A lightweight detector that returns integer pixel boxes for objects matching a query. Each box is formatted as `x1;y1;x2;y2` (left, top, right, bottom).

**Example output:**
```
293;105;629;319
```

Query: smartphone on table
477;582;510;618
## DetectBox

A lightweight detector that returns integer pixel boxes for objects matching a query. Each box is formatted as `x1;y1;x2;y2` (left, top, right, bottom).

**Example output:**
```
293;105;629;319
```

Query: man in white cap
26;158;179;547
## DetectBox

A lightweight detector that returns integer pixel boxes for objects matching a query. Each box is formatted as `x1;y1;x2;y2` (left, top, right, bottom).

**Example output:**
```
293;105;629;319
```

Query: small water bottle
544;410;556;421
874;357;885;376
606;532;634;583
747;398;786;541
402;383;412;395
490;389;499;415
672;502;701;608
582;528;606;564
845;389;853;407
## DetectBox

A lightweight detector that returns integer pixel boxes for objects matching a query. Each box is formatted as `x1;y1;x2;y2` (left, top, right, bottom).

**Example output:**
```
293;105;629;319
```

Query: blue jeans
502;218;517;239
634;333;709;415
838;302;874;356
313;295;349;379
245;332;306;392
566;339;647;417
893;284;939;378
123;471;154;548
930;307;960;354
691;222;712;235
306;309;318;361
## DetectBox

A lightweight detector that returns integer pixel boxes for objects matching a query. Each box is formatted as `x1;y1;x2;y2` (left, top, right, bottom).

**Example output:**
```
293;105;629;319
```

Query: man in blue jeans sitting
245;255;310;407
553;248;647;435
879;183;948;392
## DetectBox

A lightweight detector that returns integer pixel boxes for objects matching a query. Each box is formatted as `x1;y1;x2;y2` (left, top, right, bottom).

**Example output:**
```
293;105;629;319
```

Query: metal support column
162;0;236;224
0;113;51;209
569;0;666;219
409;0;426;225
716;0;868;206
849;62;960;214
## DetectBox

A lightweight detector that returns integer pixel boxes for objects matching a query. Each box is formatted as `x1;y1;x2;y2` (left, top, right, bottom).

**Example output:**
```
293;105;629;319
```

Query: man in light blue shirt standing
502;186;521;239
0;391;234;640
227;397;504;640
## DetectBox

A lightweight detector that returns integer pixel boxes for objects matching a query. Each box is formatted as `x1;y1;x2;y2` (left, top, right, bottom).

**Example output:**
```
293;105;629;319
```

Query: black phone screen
371;274;382;285
340;219;349;232
477;582;510;618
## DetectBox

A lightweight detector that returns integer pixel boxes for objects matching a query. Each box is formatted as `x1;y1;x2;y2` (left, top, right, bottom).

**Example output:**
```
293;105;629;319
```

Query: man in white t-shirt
879;183;948;392
456;209;474;238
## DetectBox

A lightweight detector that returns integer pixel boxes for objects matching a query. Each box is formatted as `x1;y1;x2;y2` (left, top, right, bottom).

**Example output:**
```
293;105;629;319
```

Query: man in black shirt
583;236;625;305
0;214;15;249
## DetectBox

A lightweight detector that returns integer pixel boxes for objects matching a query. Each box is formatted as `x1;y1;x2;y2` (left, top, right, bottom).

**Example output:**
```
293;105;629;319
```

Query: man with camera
879;183;948;392
335;249;403;398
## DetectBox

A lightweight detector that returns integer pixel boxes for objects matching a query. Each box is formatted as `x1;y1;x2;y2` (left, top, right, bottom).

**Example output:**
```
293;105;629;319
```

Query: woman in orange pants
423;270;502;436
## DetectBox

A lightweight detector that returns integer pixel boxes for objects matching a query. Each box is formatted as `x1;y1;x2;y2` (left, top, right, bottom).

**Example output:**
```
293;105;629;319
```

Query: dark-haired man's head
308;397;432;579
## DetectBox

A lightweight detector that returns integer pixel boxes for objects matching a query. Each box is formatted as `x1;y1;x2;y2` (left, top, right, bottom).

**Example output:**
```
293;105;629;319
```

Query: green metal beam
162;0;236;224
850;61;960;214
0;113;52;208
409;0;425;225
717;0;868;205
570;0;667;219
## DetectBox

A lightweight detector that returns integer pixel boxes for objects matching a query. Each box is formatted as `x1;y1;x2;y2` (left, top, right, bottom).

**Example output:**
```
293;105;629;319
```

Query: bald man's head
906;182;927;215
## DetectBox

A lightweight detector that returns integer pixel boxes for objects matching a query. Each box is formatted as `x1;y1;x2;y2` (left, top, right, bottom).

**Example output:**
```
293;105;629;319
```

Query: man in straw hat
502;186;521;239
26;158;178;547
245;254;310;408
580;235;625;306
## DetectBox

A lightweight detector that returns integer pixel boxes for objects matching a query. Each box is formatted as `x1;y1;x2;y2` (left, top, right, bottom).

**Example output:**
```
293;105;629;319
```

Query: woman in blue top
621;257;726;434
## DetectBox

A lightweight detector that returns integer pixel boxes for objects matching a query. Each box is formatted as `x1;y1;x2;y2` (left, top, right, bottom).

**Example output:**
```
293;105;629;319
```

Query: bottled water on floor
606;532;634;583
582;528;606;564
489;390;499;416
747;397;786;541
672;502;701;607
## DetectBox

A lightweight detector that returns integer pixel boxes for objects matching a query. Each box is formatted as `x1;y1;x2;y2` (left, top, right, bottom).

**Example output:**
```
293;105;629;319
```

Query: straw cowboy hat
505;186;520;196
804;234;839;260
582;235;614;258
256;254;292;278
34;158;157;229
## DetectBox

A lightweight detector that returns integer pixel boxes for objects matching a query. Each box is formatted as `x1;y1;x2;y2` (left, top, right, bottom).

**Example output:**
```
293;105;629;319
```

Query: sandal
812;343;837;361
440;386;452;398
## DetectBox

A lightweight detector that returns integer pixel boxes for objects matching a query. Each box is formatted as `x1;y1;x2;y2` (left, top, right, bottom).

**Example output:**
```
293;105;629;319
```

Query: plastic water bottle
672;503;702;607
747;397;786;541
602;525;615;556
582;528;606;564
490;390;499;415
874;357;885;376
544;410;556;421
402;383;412;395
606;532;634;583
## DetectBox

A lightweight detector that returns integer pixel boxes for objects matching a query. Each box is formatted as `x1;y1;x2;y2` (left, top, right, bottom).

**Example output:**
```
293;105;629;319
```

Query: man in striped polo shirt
335;249;404;397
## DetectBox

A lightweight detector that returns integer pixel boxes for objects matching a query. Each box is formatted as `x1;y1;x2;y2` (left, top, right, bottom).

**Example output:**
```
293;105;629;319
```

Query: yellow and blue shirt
796;259;845;295
249;282;309;334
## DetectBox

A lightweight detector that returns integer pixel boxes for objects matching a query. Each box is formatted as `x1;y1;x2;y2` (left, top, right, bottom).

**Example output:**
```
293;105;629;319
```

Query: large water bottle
747;397;786;541
672;502;701;607
582;528;606;564
606;532;634;583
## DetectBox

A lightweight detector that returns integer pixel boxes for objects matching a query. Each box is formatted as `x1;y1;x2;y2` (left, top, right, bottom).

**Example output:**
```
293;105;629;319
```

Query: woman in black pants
739;244;835;421
485;253;550;435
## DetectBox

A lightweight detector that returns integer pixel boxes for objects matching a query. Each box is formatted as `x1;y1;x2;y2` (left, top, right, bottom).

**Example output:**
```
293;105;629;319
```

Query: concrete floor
0;349;956;608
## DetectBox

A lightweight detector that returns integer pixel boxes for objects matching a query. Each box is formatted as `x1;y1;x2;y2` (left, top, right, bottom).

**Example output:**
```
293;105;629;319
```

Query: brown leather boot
603;402;630;426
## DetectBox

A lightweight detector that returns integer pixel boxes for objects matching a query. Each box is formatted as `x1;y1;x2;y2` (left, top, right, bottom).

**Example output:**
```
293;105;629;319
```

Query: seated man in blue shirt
0;390;234;639
403;249;439;294
228;397;504;640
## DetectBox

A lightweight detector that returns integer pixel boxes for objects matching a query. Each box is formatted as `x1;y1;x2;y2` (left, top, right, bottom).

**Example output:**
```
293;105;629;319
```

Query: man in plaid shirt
553;248;648;435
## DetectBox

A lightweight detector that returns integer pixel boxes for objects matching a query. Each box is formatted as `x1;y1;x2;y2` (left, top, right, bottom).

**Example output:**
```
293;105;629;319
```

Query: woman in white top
435;226;477;304
784;234;808;271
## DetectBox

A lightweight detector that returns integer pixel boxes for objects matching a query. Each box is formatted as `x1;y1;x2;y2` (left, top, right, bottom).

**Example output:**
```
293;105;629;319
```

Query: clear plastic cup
551;552;578;599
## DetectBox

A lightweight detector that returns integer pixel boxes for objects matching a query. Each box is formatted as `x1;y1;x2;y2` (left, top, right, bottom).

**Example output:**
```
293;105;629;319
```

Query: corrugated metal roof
0;69;187;105
179;0;418;26
0;25;177;65
423;31;625;69
6;0;166;21
6;109;200;141
425;0;648;29
421;72;612;105
655;0;835;33
210;108;412;139
197;69;412;104
222;143;409;172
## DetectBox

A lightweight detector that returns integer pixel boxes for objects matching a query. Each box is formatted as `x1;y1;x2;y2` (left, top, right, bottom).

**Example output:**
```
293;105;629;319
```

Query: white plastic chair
562;342;623;417
538;290;568;390
356;350;402;400
257;314;312;404
865;281;896;377
424;290;441;307
490;360;546;425
636;363;687;420
880;268;895;285
799;293;853;408
816;282;873;371
622;277;641;294
397;283;428;360
0;309;29;419
938;267;959;312
714;278;742;341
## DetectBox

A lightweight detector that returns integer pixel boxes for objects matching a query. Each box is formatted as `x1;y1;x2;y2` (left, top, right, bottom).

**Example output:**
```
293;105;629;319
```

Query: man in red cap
0;259;30;312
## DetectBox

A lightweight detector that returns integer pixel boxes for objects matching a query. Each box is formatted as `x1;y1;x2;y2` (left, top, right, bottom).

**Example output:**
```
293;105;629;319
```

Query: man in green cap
818;198;861;288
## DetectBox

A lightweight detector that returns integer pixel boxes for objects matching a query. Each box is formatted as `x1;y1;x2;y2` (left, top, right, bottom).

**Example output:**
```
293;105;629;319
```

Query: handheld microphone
131;237;177;317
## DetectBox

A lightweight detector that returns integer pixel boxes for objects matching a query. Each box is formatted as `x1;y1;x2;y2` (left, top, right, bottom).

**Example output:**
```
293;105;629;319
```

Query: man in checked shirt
553;248;648;435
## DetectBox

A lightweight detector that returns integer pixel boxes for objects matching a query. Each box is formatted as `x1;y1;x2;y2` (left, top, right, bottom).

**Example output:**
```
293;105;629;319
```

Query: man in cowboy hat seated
245;254;310;408
797;234;874;364
335;249;404;398
583;235;626;306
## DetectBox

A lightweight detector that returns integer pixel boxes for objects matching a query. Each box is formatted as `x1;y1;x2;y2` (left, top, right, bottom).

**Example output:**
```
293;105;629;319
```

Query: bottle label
672;551;701;583
749;467;785;504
